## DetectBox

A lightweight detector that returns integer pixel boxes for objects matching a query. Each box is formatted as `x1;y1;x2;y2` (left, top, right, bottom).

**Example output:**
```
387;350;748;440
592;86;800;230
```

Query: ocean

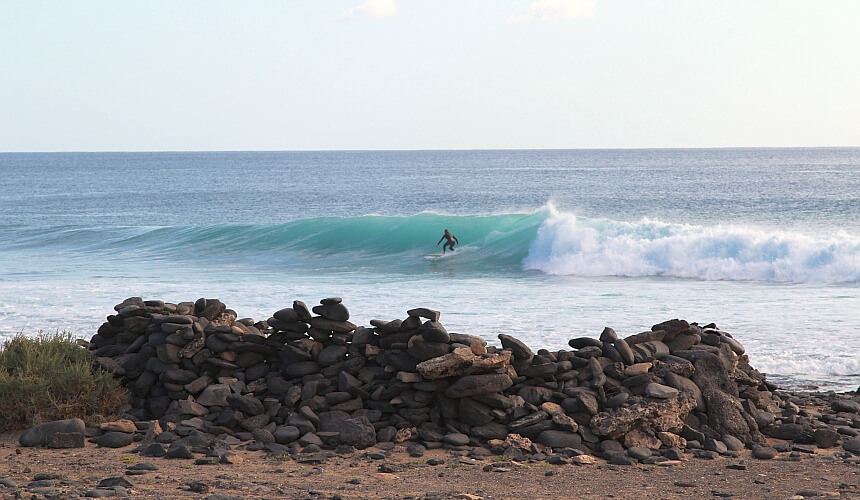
0;149;858;392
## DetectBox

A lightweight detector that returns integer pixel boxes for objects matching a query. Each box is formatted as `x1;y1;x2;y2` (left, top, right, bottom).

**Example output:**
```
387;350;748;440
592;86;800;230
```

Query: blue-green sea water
1;149;858;391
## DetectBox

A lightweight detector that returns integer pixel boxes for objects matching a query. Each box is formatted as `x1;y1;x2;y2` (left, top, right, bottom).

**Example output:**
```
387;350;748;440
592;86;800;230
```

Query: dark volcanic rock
96;432;134;448
444;374;513;399
337;417;377;449
313;303;350;322
691;352;763;444
20;418;86;447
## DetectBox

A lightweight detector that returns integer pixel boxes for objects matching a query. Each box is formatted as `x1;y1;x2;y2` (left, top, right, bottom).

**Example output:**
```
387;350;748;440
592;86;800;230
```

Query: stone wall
80;296;860;463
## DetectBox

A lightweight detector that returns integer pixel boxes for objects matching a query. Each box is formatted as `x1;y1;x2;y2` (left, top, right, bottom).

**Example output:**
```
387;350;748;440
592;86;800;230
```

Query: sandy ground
1;431;859;500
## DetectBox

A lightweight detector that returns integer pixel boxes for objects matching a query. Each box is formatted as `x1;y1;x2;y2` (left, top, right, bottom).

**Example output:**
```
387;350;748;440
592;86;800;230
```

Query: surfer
436;229;459;253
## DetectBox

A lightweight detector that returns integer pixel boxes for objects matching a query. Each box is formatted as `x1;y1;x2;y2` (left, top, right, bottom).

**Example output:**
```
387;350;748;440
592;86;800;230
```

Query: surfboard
424;253;445;258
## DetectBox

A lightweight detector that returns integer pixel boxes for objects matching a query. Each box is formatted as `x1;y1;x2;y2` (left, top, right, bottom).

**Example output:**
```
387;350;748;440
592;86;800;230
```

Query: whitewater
1;149;858;391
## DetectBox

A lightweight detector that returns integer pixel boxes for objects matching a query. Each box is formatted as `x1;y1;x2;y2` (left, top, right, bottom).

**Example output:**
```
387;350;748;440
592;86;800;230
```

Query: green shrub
0;331;127;431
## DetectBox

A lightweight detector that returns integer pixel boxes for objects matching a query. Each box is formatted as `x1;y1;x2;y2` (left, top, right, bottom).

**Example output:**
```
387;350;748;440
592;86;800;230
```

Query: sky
1;0;859;152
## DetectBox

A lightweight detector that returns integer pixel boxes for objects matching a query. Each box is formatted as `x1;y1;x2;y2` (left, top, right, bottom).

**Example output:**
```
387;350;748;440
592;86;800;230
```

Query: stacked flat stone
77;297;860;465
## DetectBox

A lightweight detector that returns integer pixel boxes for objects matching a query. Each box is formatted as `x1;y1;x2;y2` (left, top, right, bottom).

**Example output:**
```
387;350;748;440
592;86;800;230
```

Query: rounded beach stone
274;426;301;445
443;433;470;446
832;400;860;414
292;300;312;320
312;303;350;322
226;394;265;416
537;430;582;449
604;391;629;408
599;327;618;343
407;444;426;457
96;432;134;448
614;338;635;365
444;373;513;399
813;428;840;448
165;443;194;459
568;337;602;349
421;321;450;343
751;445;778;460
721;434;745;452
842;437;860;454
645;383;678;399
317;345;348;366
627;446;652;461
19;418;86;447
337;417;377;449
407;308;441;321
499;334;534;361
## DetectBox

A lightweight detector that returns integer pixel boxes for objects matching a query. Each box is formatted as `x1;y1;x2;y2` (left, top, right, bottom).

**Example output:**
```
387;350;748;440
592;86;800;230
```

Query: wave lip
523;208;860;283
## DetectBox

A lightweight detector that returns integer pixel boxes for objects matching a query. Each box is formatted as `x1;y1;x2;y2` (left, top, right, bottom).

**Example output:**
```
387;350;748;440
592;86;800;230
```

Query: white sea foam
524;206;860;283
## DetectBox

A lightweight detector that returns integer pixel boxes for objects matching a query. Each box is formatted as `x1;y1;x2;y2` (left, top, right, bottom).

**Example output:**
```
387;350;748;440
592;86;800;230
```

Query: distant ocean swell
3;206;858;283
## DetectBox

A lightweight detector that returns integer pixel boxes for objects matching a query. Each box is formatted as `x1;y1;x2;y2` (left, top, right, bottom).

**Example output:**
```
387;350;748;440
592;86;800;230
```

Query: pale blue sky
1;0;858;151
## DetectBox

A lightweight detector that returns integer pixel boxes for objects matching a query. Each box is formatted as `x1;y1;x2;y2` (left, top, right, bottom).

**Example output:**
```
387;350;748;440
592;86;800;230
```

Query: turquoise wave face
3;208;858;282
0;212;544;274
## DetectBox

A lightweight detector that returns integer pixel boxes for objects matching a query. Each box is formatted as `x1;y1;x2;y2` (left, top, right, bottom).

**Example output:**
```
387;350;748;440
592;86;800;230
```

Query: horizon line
2;145;860;154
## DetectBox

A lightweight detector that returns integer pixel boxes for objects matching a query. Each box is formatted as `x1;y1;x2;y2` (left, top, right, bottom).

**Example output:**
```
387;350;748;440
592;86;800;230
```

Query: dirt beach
2;431;858;500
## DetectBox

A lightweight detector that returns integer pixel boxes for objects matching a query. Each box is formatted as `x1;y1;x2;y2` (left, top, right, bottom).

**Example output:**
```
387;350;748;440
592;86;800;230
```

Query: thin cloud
341;0;398;19
511;0;597;22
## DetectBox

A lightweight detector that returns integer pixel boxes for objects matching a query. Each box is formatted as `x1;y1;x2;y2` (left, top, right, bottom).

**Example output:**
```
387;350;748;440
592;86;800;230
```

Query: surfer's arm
436;236;445;246
453;236;459;244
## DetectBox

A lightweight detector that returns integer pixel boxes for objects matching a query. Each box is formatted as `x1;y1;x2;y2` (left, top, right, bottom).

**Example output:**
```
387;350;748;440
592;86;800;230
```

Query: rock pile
27;297;860;465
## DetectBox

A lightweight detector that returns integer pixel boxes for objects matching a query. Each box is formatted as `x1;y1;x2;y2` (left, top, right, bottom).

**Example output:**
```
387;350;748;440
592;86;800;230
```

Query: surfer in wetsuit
436;229;459;253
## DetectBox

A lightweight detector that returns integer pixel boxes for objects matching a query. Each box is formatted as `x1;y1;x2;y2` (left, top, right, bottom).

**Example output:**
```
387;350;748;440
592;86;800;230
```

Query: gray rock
721;434;745;451
140;443;167;457
165;443;194;459
443;433;470;446
599;327;618;343
408;338;450;361
843;437;860;454
252;429;276;444
537;430;582;449
46;431;85;449
568;337;602;349
407;308;441;321
499;334;534;362
627;446;652;460
96;432;134;448
337;417;377;449
751;445;778;459
196;384;231;407
19;418;86;447
832;400;860;414
274;426;301;444
444;373;513;399
307;316;356;333
407;444;426;457
814;428;840;448
292;300;312;320
624;330;666;346
421;321;450;343
631;341;670;363
645;383;678;399
317;345;348;366
312;303;350;322
458;399;494;426
663;372;705;411
226;394;264;416
614;338;635;365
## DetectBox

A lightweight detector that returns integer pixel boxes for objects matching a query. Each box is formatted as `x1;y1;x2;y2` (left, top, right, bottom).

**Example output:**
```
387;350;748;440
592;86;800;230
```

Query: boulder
19;418;86;447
